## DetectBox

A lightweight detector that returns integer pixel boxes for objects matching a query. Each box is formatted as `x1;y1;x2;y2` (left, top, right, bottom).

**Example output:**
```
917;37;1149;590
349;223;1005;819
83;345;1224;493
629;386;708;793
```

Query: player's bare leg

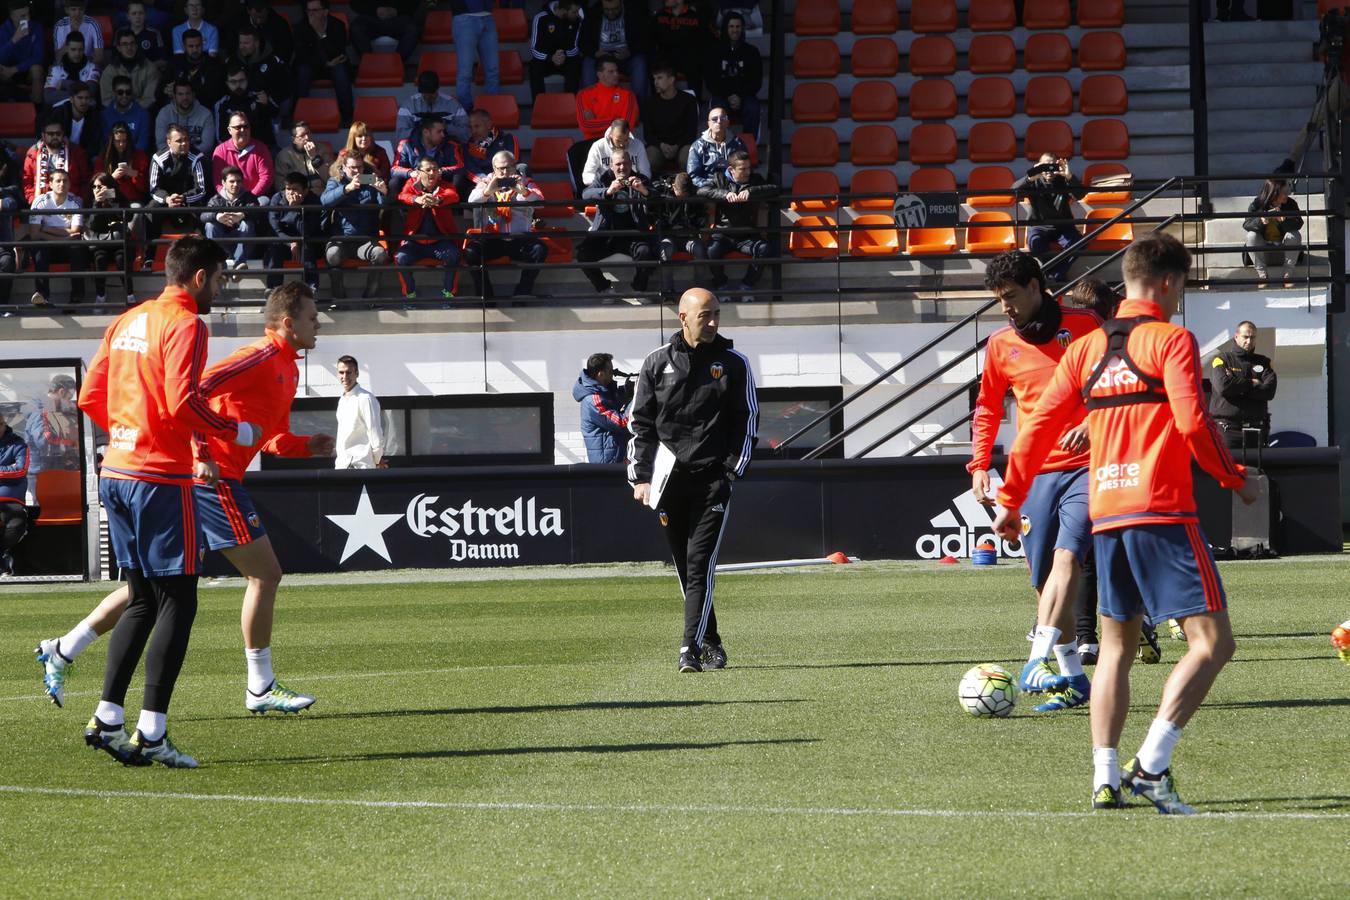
1089;614;1141;807
222;536;315;714
35;585;131;707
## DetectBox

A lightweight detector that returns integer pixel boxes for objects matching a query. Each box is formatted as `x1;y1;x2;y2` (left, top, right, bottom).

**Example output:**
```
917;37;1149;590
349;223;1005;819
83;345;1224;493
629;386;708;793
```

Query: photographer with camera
572;352;632;464
1013;152;1087;284
1282;7;1350;173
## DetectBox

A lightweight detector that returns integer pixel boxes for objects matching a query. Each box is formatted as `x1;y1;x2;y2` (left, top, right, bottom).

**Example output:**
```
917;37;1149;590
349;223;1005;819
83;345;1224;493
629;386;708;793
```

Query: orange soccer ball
1332;625;1350;651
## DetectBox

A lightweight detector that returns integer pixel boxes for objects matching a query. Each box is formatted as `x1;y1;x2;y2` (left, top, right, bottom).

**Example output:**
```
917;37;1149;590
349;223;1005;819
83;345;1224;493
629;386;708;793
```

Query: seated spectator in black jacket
653;0;711;98
228;25;292;130
215;64;280;150
528;0;583;98
50;83;103;162
295;0;353;126
0;142;20;306
203;164;263;271
696;149;776;301
1242;178;1303;281
81;172;142;305
643;63;699;175
148;123;207;234
579;0;652;100
161;28;225;109
653;171;706;299
121;1;169;68
705;13;761;142
464;150;548;302
265;171;324;291
579;153;657;299
1012;153;1086;283
238;0;293;64
350;0;417;62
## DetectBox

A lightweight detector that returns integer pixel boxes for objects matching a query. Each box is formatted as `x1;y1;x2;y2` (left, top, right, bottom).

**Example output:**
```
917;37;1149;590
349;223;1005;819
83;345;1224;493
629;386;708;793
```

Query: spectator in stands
154;79;215;152
332;120;391;181
101;74;153;152
448;0;500;112
396;71;469;144
350;0;417;63
1012;153;1086;283
582;117;650;187
458;107;518;198
80;172;140;305
653;171;706;297
686;106;745;188
274;120;334;195
642;63;698;175
464;150;548;301
573;351;630;464
212;111;275;201
0;143;19;306
579;0;652;100
321;153;390;300
172;0;219;57
229;24;291;131
163;29;225;109
123;1;168;68
697;148;775;301
44;31;99;105
0;416;30;575
241;0;293;64
94;121;150;204
203;164;261;271
1243;178;1303;281
265;170;323;291
27;168;89;307
579;152;657;299
53;0;103;66
528;0;583;98
653;0;711;98
705;12;761;143
395;156;462;302
295;0;354;129
215;65;280;150
100;28;156;108
1068;277;1121;321
576;56;640;141
24;119;90;205
148;123;207;234
391;116;463;196
0;1;44;105
50;84;103;161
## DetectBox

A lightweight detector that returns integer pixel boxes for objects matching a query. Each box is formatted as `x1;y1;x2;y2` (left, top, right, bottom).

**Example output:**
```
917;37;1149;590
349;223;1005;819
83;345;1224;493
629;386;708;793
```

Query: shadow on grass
739;659;1016;671
1195;796;1350;812
1236;631;1327;639
184;698;807;724
1227;655;1343;665
220;736;820;766
1201;697;1350;711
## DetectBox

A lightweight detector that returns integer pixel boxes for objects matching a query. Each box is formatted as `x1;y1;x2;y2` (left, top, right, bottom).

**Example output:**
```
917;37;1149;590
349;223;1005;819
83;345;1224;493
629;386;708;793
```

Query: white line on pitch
1;785;1346;821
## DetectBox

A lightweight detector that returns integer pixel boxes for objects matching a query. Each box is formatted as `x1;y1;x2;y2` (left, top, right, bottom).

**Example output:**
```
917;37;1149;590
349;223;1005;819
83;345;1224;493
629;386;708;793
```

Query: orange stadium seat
967;77;1016;118
1024;76;1073;116
909;123;958;164
1080;74;1128;115
908;79;957;120
1023;0;1071;29
906;226;958;255
1082;118;1130;159
795;0;841;35
1083;162;1133;205
1024;33;1072;72
910;0;958;33
1079;32;1127;71
909;168;957;193
968;121;1017;162
968;0;1016;30
790;216;840;257
853;37;901;76
851;81;899;121
417;50;456;83
357;52;404;87
968;35;1016;74
474;94;519;130
907;36;954;76
494;7;528;42
294;97;340;133
794;39;841;78
531;92;578;129
93;14;113;46
964;212;1017;254
791;171;840;212
852;0;900;34
1079;0;1124;27
489;51;525;85
353;96;397;132
36;470;82;525
1320;1;1350;13
423;9;454;43
850;125;900;165
0;102;35;137
966;166;1016;207
849;169;900;210
1025;120;1074;160
741;132;759;166
791;126;840;166
528;136;574;172
792;82;840;122
848;215;902;256
536;181;576;218
1086;208;1134;250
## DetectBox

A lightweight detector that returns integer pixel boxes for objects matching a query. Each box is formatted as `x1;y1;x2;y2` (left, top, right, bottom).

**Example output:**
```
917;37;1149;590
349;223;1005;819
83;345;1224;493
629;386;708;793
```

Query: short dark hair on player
585;352;613;377
165;234;227;287
984;249;1044;293
264;282;314;326
337;354;358;370
1068;278;1121;316
1122;233;1192;283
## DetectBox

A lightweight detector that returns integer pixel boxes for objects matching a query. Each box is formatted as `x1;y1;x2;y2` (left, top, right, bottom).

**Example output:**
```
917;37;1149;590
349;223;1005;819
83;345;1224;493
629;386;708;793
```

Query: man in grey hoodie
154;79;215;152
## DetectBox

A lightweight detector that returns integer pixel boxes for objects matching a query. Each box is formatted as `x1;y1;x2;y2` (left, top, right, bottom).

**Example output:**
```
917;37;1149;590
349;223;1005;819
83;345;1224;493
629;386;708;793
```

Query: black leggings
101;569;199;714
0;502;27;551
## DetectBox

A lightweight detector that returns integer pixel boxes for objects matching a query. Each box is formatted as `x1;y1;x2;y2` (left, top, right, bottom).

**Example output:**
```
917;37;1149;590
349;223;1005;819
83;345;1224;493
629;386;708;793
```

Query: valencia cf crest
710;362;724;379
1020;515;1032;535
1055;329;1073;348
658;510;669;527
248;512;261;528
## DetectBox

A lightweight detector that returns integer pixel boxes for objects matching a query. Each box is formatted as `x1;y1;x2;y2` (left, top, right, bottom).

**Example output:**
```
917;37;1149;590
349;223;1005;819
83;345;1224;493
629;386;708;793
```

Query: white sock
1093;747;1120;789
245;647;275;695
58;621;100;661
94;701;124;727
1029;625;1061;662
1136;718;1184;775
1054;642;1085;677
136;710;167;742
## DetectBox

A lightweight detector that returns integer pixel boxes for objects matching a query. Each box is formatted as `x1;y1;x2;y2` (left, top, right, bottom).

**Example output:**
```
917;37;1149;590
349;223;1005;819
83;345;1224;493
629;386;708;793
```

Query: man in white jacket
335;355;385;468
581;118;650;187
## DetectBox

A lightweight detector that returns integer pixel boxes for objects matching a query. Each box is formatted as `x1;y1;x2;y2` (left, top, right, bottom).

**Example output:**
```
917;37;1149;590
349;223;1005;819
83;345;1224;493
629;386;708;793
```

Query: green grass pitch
2;556;1348;896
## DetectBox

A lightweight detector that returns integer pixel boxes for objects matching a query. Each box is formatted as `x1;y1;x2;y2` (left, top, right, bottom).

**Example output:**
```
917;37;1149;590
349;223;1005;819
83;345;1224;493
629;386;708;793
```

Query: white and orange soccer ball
957;664;1019;717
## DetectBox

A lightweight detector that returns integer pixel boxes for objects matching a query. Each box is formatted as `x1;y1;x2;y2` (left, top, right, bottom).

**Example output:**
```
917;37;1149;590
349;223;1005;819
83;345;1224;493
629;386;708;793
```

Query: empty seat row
791;74;1127;122
793;32;1125;78
789;120;1130;166
789;164;1132;212
795;0;1124;36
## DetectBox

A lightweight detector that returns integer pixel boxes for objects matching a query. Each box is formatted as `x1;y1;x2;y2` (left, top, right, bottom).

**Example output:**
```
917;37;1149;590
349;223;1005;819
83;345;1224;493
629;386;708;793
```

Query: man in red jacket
23;120;90;203
395;155;462;302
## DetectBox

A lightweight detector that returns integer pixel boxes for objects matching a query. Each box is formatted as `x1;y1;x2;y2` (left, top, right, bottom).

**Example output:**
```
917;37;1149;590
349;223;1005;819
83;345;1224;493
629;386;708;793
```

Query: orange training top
998;298;1246;531
576;83;640;141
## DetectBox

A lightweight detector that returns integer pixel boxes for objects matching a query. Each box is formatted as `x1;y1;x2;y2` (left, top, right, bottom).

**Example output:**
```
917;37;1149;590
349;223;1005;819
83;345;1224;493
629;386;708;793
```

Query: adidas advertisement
914;470;1025;560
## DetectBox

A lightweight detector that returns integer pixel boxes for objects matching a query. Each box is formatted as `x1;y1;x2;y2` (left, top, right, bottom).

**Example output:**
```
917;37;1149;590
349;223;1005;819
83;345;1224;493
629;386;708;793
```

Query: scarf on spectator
35;142;69;197
465;128;500;166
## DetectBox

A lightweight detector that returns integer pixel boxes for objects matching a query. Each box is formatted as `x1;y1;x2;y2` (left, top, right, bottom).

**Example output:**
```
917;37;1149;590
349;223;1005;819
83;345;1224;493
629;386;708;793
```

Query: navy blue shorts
100;476;202;577
195;479;266;551
1019;466;1091;590
1095;522;1228;623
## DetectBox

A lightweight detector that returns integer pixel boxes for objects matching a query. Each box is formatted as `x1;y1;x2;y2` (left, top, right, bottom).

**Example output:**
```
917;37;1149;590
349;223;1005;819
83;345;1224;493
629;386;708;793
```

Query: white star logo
325;486;402;564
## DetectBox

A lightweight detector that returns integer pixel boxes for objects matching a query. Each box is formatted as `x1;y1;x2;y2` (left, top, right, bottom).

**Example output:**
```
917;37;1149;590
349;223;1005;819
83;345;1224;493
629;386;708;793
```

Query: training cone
828;551;851;564
939;555;959;565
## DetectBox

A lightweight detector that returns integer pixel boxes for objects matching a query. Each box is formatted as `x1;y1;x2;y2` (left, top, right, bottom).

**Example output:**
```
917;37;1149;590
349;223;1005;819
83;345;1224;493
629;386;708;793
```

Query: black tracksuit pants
101;569;199;714
659;467;732;650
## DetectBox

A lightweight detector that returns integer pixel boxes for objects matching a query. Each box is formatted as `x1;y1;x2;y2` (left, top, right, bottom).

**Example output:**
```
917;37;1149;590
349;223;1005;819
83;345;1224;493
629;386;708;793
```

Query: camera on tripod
1320;9;1347;76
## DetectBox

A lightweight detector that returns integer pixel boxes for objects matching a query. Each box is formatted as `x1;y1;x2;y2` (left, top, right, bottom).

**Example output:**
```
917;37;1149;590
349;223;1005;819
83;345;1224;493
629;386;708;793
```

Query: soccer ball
1332;621;1350;664
958;664;1019;717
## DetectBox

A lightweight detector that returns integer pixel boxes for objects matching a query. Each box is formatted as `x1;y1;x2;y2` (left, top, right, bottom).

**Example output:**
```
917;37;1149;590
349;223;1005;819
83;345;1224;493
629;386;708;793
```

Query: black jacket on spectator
652;188;706;236
228;50;292;107
149;147;208;206
1208;339;1277;428
202;187;262;224
530;3;583;59
1242;196;1303;237
163;52;227;108
294;15;349;70
268;189;325;241
236;9;294;62
214;92;279;146
582;169;654;232
653;4;711;70
697;168;777;232
706;34;761;99
1012;171;1086;226
578;0;653;57
50;103;103;161
641;88;699;147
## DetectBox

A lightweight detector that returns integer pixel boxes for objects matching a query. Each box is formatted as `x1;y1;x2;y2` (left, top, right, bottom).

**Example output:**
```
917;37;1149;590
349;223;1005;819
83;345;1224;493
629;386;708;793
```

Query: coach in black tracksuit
628;288;758;673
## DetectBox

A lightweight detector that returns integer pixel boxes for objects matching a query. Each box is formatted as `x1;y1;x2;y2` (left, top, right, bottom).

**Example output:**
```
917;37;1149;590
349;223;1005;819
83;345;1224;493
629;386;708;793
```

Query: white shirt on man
581;134;651;187
30;192;82;230
335;383;385;469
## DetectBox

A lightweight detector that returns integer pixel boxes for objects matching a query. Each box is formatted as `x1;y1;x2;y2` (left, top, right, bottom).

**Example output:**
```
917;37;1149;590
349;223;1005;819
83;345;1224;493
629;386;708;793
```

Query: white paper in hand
648;443;677;510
